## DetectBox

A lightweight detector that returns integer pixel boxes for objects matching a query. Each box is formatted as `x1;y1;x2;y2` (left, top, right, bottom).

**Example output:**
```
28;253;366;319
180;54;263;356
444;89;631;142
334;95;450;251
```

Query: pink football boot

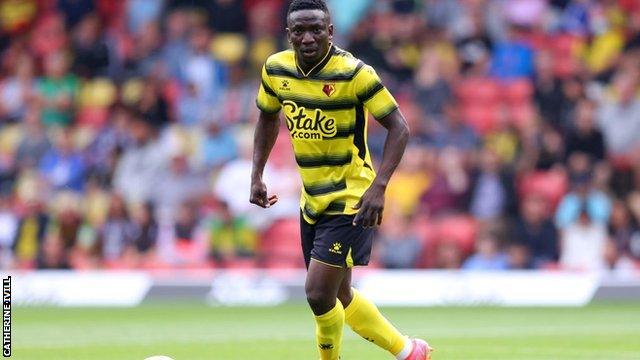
404;338;433;360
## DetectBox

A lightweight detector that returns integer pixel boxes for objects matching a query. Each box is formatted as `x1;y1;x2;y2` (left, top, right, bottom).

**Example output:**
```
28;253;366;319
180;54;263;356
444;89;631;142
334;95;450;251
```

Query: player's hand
352;182;385;228
249;179;278;208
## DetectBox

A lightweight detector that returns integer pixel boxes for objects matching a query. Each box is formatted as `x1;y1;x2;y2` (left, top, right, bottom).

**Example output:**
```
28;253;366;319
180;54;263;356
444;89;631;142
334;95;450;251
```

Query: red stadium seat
509;102;537;130
76;107;110;128
412;216;438;268
456;77;500;105
436;215;478;254
503;79;533;106
548;34;584;78
260;218;301;265
463;104;499;135
518;170;568;210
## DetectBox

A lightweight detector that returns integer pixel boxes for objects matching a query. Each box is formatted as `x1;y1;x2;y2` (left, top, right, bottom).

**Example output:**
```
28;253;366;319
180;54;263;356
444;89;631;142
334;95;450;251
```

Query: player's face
287;9;333;67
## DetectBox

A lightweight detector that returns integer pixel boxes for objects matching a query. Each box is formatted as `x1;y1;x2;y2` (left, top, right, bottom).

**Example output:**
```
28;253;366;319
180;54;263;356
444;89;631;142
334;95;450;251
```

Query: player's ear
286;27;292;44
328;24;334;41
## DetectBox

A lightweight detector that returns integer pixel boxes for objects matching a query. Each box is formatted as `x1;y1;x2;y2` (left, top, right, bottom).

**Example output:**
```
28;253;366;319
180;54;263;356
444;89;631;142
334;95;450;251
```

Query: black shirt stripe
296;153;352;168
261;80;277;97
266;61;364;82
357;82;384;103
304;179;347;196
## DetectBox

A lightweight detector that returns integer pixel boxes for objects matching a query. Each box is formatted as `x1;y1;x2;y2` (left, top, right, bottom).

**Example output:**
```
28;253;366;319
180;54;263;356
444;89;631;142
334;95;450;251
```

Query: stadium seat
260;218;301;264
463;103;499;135
549;34;584;78
76;107;110;128
503;79;533;106
509;102;537;131
174;240;208;267
455;77;500;105
412;216;439;268
518;170;568;210
436;214;478;254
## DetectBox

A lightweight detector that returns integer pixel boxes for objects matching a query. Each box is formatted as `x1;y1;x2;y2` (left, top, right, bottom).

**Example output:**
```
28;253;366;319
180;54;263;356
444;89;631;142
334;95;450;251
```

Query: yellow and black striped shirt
256;45;398;224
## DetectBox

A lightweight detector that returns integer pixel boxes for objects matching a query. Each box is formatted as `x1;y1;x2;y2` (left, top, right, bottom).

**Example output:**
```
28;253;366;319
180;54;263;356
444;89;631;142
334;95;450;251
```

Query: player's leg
306;259;347;360
337;263;432;359
337;270;413;359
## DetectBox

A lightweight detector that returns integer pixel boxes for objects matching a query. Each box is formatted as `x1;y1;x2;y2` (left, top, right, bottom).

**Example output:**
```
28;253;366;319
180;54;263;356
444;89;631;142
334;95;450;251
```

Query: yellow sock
314;301;345;360
344;288;407;356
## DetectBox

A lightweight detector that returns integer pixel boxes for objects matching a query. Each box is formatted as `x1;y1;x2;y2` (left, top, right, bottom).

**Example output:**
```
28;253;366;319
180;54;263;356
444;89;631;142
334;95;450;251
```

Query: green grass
13;302;640;360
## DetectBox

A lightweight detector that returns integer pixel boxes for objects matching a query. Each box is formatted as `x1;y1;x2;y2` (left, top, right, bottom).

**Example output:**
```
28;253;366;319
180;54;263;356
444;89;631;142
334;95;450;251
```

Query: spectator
71;13;110;78
434;240;463;269
36;51;79;127
431;102;479;152
596;70;640;159
510;193;559;267
608;199;640;261
174;201;199;243
12;200;49;268
0;195;17;267
152;153;208;221
130;201;158;256
564;99;605;162
208;0;247;33
83;104;133;186
162;9;190;79
179;26;228;105
386;145;432;217
376;211;422;269
99;194;134;262
489;26;535;80
555;171;611;229
37;236;70;269
137;77;170;129
15;107;51;169
208;200;257;263
0;53;36;122
39;129;86;192
126;0;164;35
468;147;517;221
506;242;534;269
419;147;469;216
462;230;509;270
533;51;565;126
198;120;238;170
113;113;167;204
560;205;607;270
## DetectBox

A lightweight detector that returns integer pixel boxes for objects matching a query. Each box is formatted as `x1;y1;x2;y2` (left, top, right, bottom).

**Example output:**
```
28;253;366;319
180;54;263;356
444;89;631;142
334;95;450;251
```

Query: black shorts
300;211;374;268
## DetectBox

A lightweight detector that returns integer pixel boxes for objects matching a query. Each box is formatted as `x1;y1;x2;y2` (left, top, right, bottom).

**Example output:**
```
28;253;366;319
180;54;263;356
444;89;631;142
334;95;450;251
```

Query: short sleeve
354;65;398;119
256;65;282;114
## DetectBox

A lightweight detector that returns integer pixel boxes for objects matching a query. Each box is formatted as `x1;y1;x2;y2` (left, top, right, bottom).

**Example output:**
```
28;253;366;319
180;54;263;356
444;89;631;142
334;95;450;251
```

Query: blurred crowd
1;0;640;273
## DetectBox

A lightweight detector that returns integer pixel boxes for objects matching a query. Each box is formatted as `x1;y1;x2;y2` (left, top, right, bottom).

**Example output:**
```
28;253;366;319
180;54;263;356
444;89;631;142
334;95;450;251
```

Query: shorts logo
283;100;337;140
323;83;336;97
319;343;334;350
329;242;342;255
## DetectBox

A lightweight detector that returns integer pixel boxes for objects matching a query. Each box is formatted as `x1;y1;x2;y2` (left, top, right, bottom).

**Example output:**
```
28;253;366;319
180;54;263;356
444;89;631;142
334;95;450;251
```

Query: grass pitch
13;302;640;360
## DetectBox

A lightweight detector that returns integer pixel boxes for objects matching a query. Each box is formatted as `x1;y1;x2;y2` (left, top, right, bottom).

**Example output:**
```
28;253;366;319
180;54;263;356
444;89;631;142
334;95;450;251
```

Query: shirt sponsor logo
283;101;337;140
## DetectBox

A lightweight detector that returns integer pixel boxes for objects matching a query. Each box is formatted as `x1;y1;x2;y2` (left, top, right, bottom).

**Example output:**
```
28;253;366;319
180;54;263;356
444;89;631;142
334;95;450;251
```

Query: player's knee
337;287;353;308
305;287;335;314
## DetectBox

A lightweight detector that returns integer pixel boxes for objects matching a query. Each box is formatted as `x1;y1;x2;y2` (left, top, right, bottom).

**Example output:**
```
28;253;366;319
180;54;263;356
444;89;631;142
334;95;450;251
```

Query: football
144;356;175;360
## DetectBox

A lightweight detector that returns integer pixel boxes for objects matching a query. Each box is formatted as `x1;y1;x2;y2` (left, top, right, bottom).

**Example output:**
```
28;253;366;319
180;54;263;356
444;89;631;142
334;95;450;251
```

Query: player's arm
250;64;282;208
250;110;280;208
352;65;409;227
353;109;409;227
